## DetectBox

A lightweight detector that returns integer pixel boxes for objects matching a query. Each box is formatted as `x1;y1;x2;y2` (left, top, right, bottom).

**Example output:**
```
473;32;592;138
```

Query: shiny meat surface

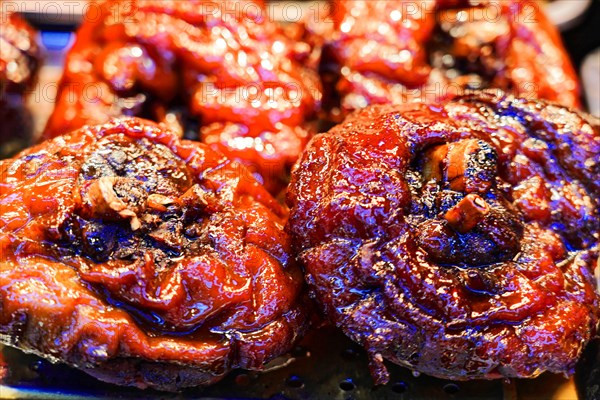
320;0;581;120
0;11;40;157
287;90;600;383
43;0;321;194
0;117;307;391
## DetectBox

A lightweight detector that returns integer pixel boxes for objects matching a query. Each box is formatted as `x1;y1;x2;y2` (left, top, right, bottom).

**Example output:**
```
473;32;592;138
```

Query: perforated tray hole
286;375;304;389
443;383;461;395
391;381;408;394
339;378;356;391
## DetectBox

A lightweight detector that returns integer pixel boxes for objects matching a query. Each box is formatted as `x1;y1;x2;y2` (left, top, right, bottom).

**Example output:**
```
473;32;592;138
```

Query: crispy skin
0;11;40;157
0;118;307;391
287;90;600;384
43;0;321;194
320;0;581;120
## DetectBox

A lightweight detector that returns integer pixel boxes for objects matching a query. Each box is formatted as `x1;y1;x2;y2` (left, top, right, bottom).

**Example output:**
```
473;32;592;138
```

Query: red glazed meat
0;117;307;391
320;0;581;120
43;0;321;194
287;90;600;383
0;10;40;157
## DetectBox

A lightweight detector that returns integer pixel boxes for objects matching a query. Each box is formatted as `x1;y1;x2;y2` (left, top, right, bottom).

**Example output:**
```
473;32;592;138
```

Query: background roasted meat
0;11;40;157
43;0;321;194
319;0;581;121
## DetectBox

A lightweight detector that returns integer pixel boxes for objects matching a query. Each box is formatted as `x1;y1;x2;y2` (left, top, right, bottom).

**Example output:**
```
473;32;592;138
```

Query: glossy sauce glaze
43;0;321;194
287;90;600;384
0;11;40;157
320;0;581;120
0;117;308;391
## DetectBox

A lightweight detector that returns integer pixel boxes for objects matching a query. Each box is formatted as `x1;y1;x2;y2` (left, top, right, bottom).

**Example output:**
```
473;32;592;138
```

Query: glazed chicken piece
0;117;308;391
44;0;321;194
0;11;41;157
287;90;599;383
320;0;580;120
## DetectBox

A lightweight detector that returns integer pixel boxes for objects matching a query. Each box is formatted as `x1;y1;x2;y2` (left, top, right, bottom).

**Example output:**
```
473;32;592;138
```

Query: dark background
561;0;600;68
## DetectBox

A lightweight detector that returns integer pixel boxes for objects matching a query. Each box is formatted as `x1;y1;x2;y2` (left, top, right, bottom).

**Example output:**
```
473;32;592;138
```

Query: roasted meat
287;90;600;383
0;10;40;157
0;117;308;391
43;0;321;194
320;0;581;120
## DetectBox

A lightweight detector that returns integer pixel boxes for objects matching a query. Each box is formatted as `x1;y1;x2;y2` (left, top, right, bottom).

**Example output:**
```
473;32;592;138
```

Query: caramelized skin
287;90;599;383
321;0;580;120
43;0;321;193
0;118;307;391
0;11;40;157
